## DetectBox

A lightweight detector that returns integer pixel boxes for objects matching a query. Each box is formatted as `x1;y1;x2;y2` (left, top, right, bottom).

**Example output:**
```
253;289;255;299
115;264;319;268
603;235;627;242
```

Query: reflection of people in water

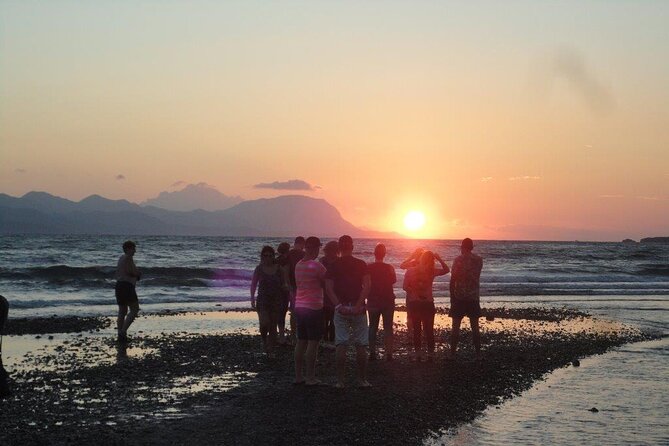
0;295;10;398
115;240;141;344
449;238;483;360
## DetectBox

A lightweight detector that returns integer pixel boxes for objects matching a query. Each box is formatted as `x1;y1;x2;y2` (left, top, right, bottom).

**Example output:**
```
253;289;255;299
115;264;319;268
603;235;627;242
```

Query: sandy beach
0;307;653;445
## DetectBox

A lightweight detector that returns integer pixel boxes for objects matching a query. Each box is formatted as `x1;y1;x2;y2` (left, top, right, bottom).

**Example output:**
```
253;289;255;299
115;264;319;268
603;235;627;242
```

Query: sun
403;211;426;231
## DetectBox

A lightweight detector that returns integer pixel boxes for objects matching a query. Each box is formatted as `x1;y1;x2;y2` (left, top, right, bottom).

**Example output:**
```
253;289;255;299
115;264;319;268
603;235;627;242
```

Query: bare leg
471;316;481;358
450;316;462;357
117;305;128;335
305;340;319;384
294;340;307;383
335;345;347;387
121;301;139;335
383;310;394;358
355;345;369;386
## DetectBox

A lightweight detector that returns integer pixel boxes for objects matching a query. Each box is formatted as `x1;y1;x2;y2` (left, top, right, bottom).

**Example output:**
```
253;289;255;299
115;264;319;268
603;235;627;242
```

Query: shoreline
0;309;657;445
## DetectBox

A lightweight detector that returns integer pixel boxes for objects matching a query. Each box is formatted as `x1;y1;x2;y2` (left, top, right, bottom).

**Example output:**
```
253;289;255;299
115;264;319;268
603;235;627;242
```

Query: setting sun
403;211;426;231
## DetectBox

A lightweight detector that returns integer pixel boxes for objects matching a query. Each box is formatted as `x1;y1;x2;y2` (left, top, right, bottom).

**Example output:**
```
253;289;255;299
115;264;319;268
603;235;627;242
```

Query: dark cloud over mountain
253;179;316;191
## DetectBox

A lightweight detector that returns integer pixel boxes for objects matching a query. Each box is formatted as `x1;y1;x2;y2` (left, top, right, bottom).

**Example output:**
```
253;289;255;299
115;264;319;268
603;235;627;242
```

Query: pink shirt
295;259;327;310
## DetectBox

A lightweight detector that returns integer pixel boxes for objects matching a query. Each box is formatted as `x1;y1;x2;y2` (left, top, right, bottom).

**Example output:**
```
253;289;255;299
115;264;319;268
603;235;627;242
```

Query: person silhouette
448;238;483;360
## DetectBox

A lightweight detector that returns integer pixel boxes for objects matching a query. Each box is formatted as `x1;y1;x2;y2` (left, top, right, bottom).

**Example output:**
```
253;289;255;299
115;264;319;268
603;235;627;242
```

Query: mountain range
0;191;394;238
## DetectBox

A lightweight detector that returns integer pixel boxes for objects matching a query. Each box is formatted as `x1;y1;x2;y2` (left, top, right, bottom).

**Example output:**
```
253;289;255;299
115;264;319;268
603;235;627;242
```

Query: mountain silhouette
0;191;395;237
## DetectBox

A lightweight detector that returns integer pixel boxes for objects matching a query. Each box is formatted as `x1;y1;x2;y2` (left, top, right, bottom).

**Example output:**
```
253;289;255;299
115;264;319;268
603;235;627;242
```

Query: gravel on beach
0;309;653;446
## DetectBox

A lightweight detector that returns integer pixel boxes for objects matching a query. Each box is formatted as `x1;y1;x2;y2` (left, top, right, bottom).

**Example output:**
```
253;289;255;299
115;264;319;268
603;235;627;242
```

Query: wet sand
0;308;653;445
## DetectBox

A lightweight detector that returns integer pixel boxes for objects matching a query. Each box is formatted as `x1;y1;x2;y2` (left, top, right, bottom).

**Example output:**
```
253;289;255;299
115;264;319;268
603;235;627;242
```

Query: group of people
249;235;483;388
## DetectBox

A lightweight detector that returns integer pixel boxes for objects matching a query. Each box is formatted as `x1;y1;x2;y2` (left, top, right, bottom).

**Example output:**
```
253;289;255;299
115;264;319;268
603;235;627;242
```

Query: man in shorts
115;240;141;343
294;237;327;385
449;238;483;359
325;235;371;388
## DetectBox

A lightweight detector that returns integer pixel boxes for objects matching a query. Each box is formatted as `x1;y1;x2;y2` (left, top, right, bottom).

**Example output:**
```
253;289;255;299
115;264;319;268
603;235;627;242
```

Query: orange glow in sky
1;2;668;241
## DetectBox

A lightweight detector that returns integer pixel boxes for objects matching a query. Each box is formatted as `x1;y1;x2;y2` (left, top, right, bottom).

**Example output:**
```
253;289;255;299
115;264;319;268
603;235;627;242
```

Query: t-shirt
366;262;396;309
295;259;327;310
116;254;138;285
450;253;483;301
287;249;305;289
403;267;441;303
325;256;368;306
319;255;338;309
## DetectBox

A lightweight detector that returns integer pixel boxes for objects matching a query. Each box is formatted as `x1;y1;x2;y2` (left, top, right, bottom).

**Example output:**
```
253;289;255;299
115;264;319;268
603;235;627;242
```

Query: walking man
449;238;483;359
325;235;371;388
115;240;141;343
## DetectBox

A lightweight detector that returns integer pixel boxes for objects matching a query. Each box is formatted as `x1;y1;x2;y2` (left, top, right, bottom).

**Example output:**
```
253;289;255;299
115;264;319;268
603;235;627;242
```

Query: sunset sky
1;1;668;240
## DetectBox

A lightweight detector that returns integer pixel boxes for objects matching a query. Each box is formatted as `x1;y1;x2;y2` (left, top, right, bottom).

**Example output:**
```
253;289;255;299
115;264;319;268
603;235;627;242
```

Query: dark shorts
295;307;324;341
115;281;138;306
449;299;481;319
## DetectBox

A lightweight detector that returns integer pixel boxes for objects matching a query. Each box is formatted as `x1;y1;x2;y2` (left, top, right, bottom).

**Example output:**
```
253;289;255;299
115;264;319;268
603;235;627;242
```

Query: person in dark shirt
367;243;397;361
319;240;339;343
276;242;292;344
449;238;483;360
325;235;371;388
250;246;288;357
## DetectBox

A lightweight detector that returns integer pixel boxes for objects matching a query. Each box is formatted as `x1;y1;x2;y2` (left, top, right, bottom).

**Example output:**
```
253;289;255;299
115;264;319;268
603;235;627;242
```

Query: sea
1;235;667;445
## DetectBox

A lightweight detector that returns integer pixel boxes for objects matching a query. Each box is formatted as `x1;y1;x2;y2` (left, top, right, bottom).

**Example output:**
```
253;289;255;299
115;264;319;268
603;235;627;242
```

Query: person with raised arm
403;250;449;362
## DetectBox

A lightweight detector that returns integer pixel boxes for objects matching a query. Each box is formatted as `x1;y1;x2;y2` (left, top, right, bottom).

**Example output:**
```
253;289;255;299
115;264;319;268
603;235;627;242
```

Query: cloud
584;144;593;149
552;49;614;113
253;179;316;191
171;180;186;188
638;196;667;201
508;176;541;181
600;194;625;199
14;168;26;174
532;48;614;114
480;177;493;183
115;174;126;181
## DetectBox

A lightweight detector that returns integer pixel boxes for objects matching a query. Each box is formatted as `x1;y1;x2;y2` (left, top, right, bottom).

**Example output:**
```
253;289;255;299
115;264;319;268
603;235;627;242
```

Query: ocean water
1;235;668;444
1;235;668;317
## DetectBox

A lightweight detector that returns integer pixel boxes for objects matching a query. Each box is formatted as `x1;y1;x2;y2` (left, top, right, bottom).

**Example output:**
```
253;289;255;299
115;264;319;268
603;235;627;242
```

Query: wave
0;265;254;283
636;265;669;277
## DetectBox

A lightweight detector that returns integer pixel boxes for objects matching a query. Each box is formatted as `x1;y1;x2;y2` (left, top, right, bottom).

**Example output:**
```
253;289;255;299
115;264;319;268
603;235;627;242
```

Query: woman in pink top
294;237;327;385
402;250;449;361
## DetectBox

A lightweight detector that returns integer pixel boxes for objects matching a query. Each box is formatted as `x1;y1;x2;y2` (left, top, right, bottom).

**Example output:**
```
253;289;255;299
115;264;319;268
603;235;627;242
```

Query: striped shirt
295;259;327;310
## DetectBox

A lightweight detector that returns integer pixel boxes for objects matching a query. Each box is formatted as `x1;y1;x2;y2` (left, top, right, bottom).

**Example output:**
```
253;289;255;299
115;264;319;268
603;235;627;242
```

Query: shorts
115;281;138;306
334;311;368;347
449;299;481;319
295;307;324;341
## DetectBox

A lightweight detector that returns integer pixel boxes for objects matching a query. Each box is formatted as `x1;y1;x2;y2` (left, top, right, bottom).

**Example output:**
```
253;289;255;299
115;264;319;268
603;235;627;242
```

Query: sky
1;1;668;241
